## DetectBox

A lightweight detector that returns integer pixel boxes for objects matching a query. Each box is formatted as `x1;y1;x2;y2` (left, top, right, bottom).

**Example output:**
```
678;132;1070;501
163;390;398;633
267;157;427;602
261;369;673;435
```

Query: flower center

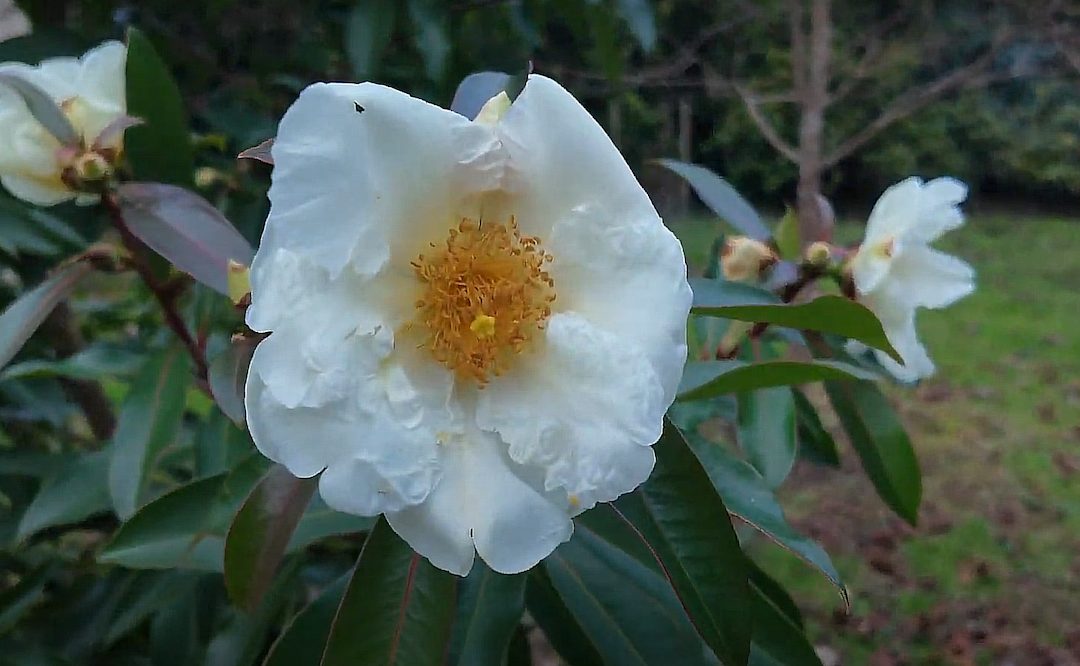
411;217;556;383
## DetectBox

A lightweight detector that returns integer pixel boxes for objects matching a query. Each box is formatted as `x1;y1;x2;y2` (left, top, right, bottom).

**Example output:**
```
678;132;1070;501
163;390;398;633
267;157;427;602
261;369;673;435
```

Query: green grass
671;213;1080;662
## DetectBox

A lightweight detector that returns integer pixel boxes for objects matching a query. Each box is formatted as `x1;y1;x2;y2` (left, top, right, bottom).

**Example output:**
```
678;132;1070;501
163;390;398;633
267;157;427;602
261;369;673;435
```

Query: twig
100;192;209;384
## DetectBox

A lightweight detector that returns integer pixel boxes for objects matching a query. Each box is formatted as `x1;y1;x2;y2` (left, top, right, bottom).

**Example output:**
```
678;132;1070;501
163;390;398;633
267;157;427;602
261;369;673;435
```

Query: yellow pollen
411;217;556;383
470;313;497;339
874;237;895;259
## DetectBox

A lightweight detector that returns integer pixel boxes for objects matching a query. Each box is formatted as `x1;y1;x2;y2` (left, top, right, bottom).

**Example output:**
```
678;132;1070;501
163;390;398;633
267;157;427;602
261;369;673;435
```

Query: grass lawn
671;213;1080;663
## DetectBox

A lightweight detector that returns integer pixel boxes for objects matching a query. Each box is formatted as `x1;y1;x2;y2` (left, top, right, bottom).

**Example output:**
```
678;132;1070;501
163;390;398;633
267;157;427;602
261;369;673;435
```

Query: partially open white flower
848;177;975;380
245;76;691;575
0;41;127;206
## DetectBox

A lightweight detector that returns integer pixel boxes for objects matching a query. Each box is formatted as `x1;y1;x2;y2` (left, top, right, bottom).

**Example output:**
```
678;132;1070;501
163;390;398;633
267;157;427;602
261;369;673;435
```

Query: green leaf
542;519;715;666
737;388;797;488
117;182;254;296
0;566;50;635
449;562;526;666
1;343;143;381
108;346;192;519
407;0;450;81
195;410;254;478
0;73;78;146
615;0;657;51
678;359;878;400
773;207;801;261
286;495;374;552
100;454;270;571
0;262;93;371
205;559;301;666
124;28;194;185
691;288;901;362
224;465;317;611
524;568;604;666
669;402;846;598
17;450;111;540
747;575;822;666
321;517;456;666
264;573;349;666
793;389;840;467
656;160;769;239
690;277;779;309
611;420;752;666
344;0;396;80
825;380;921;525
105;571;200;646
207;335;257;425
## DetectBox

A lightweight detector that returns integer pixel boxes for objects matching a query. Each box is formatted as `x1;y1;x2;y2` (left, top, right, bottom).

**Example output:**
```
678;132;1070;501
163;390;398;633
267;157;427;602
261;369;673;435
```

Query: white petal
849;244;892;295
477;312;663;510
0;174;71;206
260;82;504;278
887;245;975;310
864;177;967;247
386;430;573;576
862;294;935;381
495;75;657;238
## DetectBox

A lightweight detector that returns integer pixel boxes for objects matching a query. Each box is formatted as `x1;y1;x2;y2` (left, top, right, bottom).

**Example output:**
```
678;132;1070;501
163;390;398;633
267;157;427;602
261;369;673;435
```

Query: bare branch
733;84;800;163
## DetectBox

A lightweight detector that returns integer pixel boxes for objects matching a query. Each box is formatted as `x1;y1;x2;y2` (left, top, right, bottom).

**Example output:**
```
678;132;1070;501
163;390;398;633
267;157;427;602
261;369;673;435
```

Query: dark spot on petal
354;101;365;114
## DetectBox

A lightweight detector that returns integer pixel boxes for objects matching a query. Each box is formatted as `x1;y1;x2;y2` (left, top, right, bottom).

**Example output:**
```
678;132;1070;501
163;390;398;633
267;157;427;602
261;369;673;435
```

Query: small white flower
0;41;127;206
849;177;975;381
245;76;691;575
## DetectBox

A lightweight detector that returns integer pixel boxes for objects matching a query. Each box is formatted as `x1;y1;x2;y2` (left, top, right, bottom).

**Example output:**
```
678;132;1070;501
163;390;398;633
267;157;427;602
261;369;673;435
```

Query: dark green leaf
100;454;270;570
657;160;769;239
344;0;395;80
678;359;878;401
747;563;803;629
824;380;921;525
668;402;846;598
407;0;450;81
542;519;714;666
793;389;839;467
321;517;456;666
17;450;111;540
205;559;301;666
0;73;78;146
195;411;254;478
449;562;526;666
747;576;822;666
612;420;751;666
108;346;192;519
773;207;801;261
0;566;50;635
690;277;779;309
224;465;317;611
124;28;194;185
737;388;797;488
264;573;349;666
286;495;373;552
208;335;257;425
105;572;200;646
524;568;604;666
117;182;254;296
1;343;142;381
0;262;93;370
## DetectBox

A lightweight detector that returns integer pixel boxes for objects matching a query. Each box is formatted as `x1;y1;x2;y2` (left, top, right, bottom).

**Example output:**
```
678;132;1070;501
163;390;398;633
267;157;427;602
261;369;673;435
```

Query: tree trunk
794;0;833;244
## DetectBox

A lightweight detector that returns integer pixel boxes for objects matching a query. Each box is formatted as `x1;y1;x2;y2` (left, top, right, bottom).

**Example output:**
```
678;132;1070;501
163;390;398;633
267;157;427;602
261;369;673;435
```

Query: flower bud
721;237;777;283
804;241;832;266
73;151;112;182
227;260;251;306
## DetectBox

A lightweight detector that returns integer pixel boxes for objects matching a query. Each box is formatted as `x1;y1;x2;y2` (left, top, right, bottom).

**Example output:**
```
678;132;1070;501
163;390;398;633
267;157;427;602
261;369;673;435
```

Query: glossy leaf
1;342;142;381
264;573;349;666
612;420;752;666
16;450;110;540
737;388;797;488
286;495;374;551
321;517;456;666
657;160;769;239
125;28;194;184
825;380;921;525
773;207;801;260
224;465;317;611
208;335;257;425
748;575;823;666
105;571;199;646
344;0;395;80
101;455;270;570
678;359;878;401
793;389;840;467
205;559;301;666
117;182;254;295
449;562;527;666
0;261;93;370
543;519;715;666
524;568;604;666
108;346;192;519
690;277;779;309
615;0;657;51
0;73;78;146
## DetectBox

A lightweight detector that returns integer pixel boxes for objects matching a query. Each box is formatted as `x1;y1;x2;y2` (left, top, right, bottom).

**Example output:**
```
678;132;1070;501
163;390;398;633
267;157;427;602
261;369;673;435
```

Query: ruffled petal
260;82;504;278
477;312;663;511
887;244;975;310
386;430;573;576
864;177;967;247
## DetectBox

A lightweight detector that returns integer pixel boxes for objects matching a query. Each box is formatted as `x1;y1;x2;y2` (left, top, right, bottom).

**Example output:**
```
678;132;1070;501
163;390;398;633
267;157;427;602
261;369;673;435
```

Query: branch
734;84;800;163
101;193;209;385
41;303;116;440
829;6;911;105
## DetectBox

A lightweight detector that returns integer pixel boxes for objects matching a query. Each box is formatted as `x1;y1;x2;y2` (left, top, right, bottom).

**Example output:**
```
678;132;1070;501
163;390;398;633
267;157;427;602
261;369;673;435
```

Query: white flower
244;76;691;576
0;41;127;206
848;177;975;381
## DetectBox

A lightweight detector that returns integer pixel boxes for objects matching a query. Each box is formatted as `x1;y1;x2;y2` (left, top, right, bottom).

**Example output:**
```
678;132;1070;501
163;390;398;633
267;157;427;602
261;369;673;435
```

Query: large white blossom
848;177;975;380
0;41;127;206
245;76;692;575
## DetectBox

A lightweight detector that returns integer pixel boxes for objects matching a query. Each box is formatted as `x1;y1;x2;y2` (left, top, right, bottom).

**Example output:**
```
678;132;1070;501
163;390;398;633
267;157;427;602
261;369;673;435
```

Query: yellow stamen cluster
411;217;555;383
